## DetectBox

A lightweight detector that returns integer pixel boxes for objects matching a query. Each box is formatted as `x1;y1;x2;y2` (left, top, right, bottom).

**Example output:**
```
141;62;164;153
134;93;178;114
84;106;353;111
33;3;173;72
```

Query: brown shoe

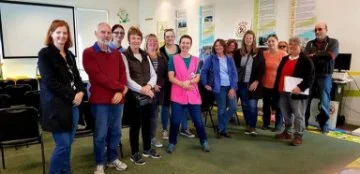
275;131;292;140
290;136;303;146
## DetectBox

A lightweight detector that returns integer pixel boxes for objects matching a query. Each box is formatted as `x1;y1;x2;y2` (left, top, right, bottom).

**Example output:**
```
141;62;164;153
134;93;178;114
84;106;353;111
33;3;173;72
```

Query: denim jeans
262;87;282;129
214;86;237;133
305;75;332;131
150;103;160;139
49;107;79;174
91;104;123;165
279;93;307;136
237;83;258;128
169;102;207;145
161;105;189;131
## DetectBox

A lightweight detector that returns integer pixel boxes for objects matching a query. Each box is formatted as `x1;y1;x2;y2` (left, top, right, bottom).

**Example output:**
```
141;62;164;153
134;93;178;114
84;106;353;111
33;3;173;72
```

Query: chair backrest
0;107;40;142
0;94;11;109
4;84;32;105
198;83;215;111
24;90;40;110
16;78;38;90
0;80;15;89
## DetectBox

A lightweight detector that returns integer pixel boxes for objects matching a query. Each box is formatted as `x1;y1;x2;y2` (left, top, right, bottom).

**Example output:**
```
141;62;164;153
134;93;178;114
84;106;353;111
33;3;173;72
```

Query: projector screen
0;1;76;59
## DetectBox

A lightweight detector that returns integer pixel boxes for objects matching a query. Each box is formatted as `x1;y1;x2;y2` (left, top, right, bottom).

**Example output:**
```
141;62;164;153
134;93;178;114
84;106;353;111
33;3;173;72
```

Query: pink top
170;55;202;105
262;50;287;88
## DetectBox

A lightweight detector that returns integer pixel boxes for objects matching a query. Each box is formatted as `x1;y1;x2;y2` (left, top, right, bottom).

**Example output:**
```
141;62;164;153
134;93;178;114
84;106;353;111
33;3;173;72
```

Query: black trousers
129;103;153;155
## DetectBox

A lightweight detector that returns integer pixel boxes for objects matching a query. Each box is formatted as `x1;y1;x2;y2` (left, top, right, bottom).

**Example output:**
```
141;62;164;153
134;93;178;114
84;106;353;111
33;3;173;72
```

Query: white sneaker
94;165;105;174
107;159;127;171
151;138;163;148
162;130;169;140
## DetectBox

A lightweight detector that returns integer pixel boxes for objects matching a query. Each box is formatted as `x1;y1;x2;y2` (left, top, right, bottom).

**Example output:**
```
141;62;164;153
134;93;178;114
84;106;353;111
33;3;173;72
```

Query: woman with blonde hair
145;34;168;148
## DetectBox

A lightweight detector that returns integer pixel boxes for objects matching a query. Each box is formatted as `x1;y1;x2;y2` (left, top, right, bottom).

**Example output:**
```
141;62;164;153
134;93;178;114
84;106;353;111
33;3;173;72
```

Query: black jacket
159;44;180;106
304;36;339;76
150;53;168;105
38;45;85;132
274;53;315;100
234;49;265;99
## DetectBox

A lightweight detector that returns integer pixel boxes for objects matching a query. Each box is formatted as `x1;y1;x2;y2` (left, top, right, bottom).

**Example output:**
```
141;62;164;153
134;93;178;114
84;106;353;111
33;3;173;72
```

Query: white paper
284;76;309;95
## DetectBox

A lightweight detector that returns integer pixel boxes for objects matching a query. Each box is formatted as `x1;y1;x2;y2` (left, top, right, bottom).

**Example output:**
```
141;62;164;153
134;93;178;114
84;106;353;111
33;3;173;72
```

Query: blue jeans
91;104;123;165
214;86;237;133
169;102;207;145
49;107;79;174
150;103;160;139
262;87;282;129
161;105;189;131
237;83;258;128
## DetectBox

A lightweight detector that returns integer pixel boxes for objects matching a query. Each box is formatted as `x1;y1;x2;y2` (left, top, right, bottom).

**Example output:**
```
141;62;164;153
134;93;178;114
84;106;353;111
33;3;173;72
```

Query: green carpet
2;123;360;174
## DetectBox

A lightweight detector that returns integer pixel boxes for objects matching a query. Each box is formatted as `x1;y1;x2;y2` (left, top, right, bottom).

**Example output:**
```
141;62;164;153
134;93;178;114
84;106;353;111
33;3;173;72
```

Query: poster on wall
289;0;316;43
157;21;168;46
234;20;252;40
199;5;215;48
253;0;276;46
176;9;188;42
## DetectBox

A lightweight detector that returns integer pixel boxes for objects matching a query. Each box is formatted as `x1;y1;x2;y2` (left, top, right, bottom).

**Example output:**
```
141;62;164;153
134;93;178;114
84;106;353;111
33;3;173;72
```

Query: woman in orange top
262;34;287;131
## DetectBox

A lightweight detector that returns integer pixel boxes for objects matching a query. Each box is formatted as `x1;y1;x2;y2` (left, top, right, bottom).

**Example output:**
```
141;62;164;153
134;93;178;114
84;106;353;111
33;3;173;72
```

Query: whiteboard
0;1;76;58
75;8;109;71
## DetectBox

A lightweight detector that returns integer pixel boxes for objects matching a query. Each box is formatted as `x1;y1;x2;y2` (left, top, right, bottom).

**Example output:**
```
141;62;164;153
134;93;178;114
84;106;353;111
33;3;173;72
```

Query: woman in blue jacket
201;39;238;138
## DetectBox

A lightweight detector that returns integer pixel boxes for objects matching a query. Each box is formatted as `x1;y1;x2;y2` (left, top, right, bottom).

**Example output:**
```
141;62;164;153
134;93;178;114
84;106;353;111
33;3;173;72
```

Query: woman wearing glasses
110;24;126;52
159;29;194;140
262;34;287;131
234;30;265;136
278;41;289;54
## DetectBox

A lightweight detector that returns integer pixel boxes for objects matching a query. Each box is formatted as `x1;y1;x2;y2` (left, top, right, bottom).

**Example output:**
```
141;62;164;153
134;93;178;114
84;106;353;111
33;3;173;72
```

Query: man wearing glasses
304;22;339;134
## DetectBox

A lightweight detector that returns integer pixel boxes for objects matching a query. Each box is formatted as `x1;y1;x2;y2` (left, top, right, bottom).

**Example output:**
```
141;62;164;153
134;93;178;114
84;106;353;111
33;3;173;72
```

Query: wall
1;0;139;79
139;0;360;125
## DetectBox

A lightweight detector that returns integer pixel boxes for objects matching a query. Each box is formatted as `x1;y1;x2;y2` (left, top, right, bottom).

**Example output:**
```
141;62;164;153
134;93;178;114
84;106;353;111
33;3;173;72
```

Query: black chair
16;78;39;90
0;87;2;94
0;107;45;174
198;83;216;134
24;90;40;111
4;84;32;105
75;101;94;138
0;94;11;109
0;80;15;89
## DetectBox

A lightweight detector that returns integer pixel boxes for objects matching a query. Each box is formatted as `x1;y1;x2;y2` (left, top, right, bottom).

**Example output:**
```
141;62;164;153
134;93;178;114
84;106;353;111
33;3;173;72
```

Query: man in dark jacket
304;22;339;134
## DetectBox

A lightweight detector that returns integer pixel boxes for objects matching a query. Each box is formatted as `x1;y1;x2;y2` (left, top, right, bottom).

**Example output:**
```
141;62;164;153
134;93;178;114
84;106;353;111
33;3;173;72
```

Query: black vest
124;48;151;86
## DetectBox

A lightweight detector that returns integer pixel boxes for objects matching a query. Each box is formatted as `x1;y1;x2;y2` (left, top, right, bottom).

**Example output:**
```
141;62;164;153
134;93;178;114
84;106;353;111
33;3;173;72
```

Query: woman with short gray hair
273;36;315;146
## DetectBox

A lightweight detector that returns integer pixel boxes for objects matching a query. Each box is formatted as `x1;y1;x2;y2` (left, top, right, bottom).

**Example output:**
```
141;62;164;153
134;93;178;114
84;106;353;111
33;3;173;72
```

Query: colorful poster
199;5;215;48
176;9;188;42
157;21;167;46
234;21;252;40
290;0;316;43
253;0;276;45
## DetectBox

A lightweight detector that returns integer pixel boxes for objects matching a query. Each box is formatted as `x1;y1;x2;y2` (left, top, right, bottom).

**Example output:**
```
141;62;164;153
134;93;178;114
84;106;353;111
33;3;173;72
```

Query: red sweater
278;59;298;92
83;43;127;104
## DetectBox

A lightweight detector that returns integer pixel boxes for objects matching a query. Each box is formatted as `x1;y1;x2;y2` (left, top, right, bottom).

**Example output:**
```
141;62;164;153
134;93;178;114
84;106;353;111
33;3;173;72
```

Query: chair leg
235;112;241;125
204;111;208;125
40;138;46;174
1;145;5;169
119;142;123;159
208;111;216;134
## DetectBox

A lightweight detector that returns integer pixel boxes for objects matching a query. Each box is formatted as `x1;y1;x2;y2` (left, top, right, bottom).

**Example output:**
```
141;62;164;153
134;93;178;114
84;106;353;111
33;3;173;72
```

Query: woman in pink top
166;35;209;153
262;34;287;131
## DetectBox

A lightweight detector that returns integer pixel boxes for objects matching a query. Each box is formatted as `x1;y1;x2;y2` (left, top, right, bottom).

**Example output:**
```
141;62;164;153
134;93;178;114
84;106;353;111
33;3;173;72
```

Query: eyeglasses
113;31;125;35
314;28;325;32
279;45;287;48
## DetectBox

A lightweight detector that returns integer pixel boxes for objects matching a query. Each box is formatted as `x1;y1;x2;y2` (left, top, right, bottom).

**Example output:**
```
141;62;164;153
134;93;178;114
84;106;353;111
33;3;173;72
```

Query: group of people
38;19;338;174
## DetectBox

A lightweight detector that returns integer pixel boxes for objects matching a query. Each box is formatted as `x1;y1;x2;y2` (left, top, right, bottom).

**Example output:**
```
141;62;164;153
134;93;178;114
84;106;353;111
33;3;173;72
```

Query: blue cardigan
201;54;238;93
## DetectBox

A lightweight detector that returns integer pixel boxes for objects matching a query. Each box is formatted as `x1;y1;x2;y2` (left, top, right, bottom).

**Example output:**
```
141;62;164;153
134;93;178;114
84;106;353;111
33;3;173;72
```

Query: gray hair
288;36;304;48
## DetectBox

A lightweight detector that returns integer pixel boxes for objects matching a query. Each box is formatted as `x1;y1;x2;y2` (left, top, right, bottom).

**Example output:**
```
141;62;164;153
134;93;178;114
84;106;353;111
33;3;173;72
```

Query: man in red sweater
83;22;128;174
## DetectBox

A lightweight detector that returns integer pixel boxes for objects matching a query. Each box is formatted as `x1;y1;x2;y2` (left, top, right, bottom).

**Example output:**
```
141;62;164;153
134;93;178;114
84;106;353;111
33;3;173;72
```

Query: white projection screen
0;1;76;58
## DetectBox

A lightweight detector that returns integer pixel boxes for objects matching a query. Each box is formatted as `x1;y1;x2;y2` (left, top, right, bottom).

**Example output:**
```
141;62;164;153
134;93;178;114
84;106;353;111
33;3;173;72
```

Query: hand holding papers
284;76;309;95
